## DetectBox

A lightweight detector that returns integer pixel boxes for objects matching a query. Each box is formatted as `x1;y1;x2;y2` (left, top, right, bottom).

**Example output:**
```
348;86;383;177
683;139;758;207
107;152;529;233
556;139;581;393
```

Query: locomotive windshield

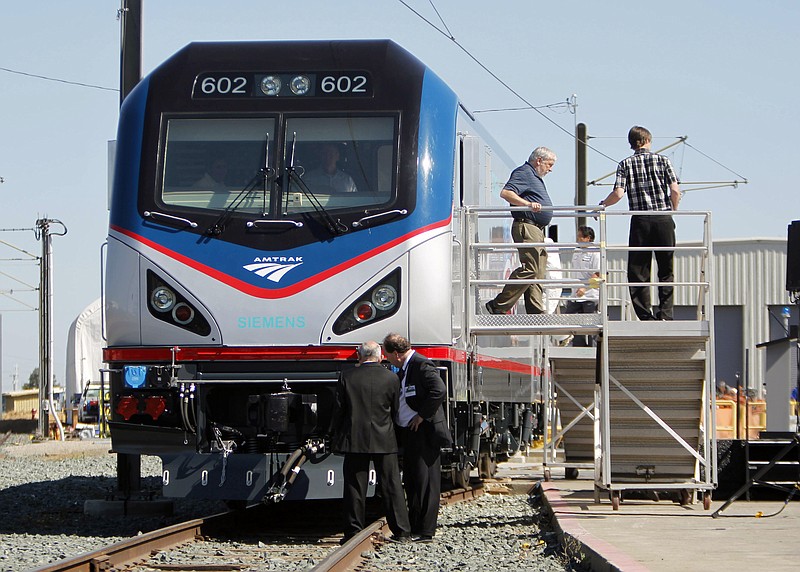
161;117;277;213
159;115;397;217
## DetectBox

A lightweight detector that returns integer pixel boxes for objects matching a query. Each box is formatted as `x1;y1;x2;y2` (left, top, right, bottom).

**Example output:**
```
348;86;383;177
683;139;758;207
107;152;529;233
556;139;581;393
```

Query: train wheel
611;491;620;511
703;492;712;510
479;456;497;479
564;467;579;480
452;466;471;489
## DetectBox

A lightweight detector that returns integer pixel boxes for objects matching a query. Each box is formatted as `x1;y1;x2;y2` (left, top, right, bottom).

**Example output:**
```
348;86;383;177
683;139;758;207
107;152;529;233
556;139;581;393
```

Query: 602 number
200;76;248;95
320;75;368;94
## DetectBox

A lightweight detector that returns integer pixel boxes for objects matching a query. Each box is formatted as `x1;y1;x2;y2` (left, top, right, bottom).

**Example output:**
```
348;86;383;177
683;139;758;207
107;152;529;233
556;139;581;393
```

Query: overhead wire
395;0;618;163
685;141;748;183
0;66;118;92
427;0;454;38
4;4;746;188
398;0;748;190
473;101;574;114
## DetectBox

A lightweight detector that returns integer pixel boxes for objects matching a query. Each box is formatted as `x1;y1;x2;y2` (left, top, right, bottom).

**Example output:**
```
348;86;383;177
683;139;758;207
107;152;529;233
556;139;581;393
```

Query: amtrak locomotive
104;40;537;503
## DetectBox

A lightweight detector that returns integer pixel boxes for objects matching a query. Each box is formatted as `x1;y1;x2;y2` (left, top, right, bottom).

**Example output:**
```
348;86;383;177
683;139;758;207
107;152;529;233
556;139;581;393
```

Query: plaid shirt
613;149;679;211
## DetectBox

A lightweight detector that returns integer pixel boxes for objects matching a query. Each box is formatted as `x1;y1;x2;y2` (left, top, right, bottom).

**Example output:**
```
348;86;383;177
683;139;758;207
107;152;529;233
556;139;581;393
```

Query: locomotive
104;40;539;503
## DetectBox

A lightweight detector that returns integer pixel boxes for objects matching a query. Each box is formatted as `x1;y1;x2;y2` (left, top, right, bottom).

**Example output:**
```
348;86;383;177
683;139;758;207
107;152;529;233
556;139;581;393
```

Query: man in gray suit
331;340;411;543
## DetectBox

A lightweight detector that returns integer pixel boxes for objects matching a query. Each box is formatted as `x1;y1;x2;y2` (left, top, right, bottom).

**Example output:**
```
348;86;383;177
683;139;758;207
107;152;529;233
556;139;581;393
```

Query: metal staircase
546;346;596;479
464;205;717;510
596;321;715;508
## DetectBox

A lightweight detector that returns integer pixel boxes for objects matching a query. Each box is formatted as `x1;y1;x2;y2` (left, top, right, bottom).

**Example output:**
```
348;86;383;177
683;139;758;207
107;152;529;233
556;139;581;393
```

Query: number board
193;72;373;99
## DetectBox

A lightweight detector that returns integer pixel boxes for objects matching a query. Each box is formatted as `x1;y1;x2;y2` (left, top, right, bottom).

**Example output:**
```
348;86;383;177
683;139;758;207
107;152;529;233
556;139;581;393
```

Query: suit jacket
331;362;401;454
403;352;453;448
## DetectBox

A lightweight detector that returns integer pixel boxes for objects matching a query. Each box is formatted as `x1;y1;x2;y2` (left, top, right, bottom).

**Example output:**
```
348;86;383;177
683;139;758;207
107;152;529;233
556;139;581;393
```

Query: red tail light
116;396;139;421
144;396;167;420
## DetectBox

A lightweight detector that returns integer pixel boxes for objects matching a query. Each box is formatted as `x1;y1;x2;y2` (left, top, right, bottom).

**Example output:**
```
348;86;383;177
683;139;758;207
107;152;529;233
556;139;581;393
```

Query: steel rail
28;511;235;572
311;484;484;572
30;485;484;572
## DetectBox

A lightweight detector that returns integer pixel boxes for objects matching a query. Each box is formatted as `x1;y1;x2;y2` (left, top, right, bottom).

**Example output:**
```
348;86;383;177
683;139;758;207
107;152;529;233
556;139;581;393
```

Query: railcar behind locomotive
104;39;539;503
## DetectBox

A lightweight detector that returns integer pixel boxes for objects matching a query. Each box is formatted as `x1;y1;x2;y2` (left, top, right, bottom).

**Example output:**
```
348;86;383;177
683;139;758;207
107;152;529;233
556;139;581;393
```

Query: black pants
342;452;410;539
399;426;442;537
564;299;598;346
628;215;675;321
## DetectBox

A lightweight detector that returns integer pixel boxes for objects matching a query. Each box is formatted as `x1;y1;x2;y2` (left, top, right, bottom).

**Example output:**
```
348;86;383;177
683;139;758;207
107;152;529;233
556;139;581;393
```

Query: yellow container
715;399;736;439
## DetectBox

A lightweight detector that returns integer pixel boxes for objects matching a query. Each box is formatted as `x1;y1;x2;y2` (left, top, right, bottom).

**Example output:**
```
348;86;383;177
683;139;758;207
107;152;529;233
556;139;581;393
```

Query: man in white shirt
565;226;600;347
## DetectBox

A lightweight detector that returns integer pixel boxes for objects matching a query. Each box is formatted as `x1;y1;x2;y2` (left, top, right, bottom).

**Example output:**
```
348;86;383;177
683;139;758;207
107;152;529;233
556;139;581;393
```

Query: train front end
104;40;458;502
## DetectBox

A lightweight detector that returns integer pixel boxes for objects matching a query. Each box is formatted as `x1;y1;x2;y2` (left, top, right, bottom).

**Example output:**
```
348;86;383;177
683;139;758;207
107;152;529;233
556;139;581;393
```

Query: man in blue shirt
486;147;556;315
599;126;681;320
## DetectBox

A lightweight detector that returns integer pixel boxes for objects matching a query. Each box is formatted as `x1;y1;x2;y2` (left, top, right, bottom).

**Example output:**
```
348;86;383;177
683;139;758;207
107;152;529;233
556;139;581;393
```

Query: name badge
405;385;417;397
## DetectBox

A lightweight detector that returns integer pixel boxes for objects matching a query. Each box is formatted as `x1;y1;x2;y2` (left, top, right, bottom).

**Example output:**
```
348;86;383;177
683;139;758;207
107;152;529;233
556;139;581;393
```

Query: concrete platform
496;459;799;572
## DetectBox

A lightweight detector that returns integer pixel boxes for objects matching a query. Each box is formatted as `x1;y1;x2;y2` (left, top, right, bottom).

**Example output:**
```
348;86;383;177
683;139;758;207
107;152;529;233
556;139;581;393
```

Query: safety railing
463;204;715;334
463;204;717;504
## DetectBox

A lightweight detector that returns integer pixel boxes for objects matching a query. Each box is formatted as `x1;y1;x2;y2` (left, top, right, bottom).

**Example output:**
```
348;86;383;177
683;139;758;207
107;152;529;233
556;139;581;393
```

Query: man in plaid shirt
599;126;681;320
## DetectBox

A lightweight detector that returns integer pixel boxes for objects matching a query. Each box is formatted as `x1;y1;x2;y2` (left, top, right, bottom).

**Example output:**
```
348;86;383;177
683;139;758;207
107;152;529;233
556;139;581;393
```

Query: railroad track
29;485;484;572
314;485;484;572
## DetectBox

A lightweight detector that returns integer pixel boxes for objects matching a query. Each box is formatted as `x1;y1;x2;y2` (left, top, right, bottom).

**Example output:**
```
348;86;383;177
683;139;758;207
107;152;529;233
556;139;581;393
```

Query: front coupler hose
262;439;325;504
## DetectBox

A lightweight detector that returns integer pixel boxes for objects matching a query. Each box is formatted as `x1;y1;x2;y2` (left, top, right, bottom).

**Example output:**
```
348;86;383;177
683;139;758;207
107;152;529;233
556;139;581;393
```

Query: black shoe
412;535;434;543
385;534;412;544
485;300;505;315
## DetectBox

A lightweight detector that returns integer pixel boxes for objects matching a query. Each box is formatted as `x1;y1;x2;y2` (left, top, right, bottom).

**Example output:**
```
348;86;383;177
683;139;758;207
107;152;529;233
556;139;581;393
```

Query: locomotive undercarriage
108;359;539;502
444;400;538;488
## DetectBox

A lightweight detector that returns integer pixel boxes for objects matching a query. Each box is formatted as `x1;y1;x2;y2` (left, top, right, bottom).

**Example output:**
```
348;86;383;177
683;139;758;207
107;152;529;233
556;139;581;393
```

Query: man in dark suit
382;333;451;542
331;340;411;543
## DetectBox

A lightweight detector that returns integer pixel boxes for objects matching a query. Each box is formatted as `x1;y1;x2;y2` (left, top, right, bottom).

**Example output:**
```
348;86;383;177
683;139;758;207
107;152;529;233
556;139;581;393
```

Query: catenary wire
399;0;748;188
396;0;618;163
0;66;119;92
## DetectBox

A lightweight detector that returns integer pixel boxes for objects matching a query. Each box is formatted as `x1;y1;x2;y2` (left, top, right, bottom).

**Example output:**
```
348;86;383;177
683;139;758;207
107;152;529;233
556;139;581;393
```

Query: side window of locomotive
160;117;276;213
283;116;396;214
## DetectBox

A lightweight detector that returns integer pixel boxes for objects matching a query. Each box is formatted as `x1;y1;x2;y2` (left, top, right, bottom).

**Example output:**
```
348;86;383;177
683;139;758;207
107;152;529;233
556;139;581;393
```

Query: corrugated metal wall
605;238;789;392
3;390;39;416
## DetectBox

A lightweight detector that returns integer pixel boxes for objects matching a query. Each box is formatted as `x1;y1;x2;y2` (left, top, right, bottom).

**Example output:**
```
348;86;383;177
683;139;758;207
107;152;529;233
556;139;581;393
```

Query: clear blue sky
1;1;797;393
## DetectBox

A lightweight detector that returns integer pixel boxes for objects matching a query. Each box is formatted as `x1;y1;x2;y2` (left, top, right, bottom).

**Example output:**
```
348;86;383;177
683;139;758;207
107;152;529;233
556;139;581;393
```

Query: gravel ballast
0;435;575;571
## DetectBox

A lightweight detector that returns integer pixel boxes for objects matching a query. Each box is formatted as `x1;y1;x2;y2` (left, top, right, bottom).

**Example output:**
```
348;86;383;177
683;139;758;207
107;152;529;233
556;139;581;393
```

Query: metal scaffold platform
464;205;717;510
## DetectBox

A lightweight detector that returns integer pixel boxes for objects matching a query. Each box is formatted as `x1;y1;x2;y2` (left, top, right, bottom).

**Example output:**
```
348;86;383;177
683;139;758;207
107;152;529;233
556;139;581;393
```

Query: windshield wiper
207;133;276;236
285;133;348;236
352;209;407;228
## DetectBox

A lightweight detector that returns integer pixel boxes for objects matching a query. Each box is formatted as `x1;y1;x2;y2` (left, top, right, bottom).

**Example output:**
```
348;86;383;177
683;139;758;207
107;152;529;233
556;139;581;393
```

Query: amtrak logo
243;256;303;283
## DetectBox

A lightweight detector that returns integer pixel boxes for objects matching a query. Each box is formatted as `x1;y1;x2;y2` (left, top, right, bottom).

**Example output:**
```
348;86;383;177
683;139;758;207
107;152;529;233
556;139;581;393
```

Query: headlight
260;75;282;96
372;285;398;311
290;75;311;95
151;287;176;312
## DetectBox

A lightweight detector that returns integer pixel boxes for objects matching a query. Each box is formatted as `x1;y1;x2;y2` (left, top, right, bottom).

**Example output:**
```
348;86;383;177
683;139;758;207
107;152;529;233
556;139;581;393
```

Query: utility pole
0;314;3;420
117;0;143;495
36;218;66;440
119;0;142;104
575;122;588;232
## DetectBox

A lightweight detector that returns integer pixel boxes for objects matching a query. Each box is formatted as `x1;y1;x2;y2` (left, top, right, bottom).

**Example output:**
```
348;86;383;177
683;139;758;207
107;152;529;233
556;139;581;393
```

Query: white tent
65;298;103;400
